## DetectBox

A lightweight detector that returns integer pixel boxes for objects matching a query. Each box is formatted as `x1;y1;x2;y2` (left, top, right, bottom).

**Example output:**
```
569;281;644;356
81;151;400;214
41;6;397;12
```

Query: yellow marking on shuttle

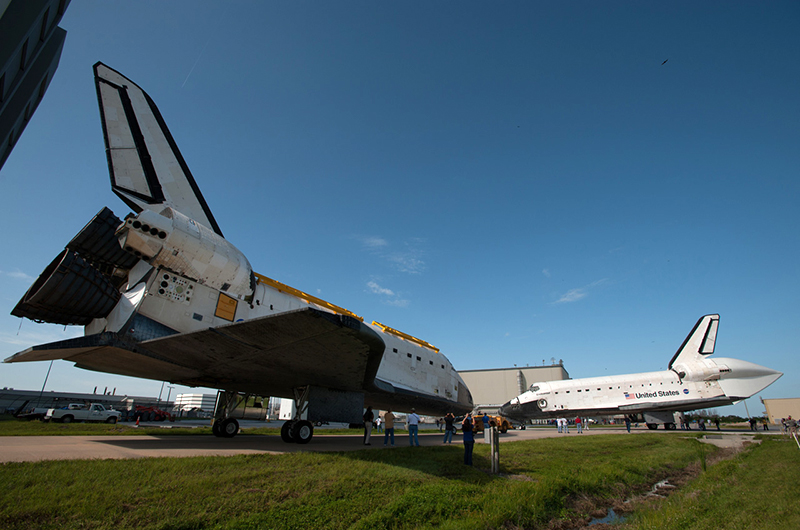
254;272;363;322
371;321;439;352
215;292;238;322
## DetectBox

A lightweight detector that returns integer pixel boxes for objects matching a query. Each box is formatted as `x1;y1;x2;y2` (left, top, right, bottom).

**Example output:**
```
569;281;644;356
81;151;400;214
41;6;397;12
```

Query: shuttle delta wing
93;62;223;236
5;308;386;396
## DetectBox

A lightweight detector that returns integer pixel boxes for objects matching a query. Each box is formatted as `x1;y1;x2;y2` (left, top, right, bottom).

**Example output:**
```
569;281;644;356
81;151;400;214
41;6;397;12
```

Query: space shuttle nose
498;397;524;420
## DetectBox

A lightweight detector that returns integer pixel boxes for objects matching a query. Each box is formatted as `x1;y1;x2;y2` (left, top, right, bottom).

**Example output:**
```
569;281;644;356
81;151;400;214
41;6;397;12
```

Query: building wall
762;398;800;425
459;364;570;412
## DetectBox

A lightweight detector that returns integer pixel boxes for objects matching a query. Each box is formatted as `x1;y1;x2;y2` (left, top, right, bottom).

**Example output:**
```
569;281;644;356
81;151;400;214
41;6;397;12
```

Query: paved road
0;426;772;462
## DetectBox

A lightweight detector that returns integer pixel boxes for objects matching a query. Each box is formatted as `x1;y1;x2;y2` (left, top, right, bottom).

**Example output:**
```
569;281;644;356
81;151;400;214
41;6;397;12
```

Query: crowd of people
358;409;800;466
554;417;588;433
359;409;483;465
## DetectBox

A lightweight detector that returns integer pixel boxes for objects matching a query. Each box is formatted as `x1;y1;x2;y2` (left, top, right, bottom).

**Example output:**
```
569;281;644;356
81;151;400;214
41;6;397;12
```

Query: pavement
0;425;782;463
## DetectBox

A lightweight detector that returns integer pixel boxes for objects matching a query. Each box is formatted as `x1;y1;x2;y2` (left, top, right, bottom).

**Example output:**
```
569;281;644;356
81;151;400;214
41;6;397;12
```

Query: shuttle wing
94;62;223;236
6;308;386;397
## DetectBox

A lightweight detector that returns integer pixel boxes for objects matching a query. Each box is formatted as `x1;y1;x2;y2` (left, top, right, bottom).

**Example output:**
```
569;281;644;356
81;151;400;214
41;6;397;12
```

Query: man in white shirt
407;408;421;446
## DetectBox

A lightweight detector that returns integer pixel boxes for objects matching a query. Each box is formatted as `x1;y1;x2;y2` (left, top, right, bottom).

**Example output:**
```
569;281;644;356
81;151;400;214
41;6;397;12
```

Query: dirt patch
540;445;741;530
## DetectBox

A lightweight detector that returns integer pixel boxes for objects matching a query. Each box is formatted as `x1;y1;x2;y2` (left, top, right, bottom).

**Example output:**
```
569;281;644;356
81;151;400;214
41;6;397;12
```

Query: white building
174;393;216;413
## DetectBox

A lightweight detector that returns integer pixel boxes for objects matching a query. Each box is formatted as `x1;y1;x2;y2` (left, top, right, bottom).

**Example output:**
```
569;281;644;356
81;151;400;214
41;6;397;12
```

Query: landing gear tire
220;418;239;438
281;421;295;443
291;420;314;444
666;422;677;430
212;421;223;437
646;423;658;430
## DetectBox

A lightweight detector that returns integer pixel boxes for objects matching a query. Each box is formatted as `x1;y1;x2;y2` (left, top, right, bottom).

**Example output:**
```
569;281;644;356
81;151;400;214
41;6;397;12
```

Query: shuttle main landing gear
280;387;314;444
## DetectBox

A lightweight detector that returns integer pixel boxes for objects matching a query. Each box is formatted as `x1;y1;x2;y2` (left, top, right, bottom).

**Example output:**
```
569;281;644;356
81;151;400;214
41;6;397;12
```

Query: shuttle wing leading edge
94;62;223;236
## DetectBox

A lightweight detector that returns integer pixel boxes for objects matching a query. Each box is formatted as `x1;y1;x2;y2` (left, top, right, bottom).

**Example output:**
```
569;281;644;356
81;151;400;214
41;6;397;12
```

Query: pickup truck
45;403;122;424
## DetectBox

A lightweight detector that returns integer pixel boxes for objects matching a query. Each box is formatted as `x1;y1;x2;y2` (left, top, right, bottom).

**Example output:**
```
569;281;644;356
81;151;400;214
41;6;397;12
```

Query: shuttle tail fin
668;314;719;369
93;62;223;236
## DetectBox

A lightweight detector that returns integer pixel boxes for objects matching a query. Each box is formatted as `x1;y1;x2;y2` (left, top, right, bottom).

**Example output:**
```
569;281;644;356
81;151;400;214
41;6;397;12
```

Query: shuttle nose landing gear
211;391;244;438
212;417;240;438
280;387;314;444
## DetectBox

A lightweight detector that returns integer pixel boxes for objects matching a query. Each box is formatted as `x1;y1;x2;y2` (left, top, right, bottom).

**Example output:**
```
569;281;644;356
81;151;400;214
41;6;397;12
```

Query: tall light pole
36;361;54;408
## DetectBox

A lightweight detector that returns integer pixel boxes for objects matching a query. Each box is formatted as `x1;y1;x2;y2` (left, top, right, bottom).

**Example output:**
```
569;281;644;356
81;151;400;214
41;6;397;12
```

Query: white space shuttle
498;314;782;429
5;63;473;442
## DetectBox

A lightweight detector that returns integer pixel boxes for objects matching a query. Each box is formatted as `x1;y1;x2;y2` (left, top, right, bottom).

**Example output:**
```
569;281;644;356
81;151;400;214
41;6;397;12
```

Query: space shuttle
498;314;782;429
5;63;473;442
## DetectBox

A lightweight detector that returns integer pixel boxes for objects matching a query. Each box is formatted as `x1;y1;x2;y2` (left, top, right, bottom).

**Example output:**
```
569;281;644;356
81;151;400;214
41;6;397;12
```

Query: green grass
0;416;211;436
0;434;705;530
622;436;800;530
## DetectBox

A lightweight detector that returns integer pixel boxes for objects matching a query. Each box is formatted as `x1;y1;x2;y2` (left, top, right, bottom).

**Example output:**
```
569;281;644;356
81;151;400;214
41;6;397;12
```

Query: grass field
621;436;800;530
1;423;797;529
0;416;369;437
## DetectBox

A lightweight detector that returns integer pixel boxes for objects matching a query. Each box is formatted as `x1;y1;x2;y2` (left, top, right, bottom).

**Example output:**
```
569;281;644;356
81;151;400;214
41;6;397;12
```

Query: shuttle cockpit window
529;385;540;392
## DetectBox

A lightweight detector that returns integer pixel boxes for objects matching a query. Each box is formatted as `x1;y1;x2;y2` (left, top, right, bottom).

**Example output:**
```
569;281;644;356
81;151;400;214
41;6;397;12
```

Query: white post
490;426;500;474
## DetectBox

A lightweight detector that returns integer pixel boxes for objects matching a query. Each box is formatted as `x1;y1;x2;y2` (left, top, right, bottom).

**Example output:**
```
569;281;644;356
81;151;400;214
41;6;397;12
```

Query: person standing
363;406;374;445
557;418;562;433
443;412;455;444
407;408;421;446
462;413;475;466
575;416;583;434
624;416;631;433
383;409;395;446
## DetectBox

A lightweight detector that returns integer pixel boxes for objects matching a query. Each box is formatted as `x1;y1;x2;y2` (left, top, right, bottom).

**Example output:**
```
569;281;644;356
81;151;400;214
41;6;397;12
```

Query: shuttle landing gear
281;387;314;444
212;391;244;438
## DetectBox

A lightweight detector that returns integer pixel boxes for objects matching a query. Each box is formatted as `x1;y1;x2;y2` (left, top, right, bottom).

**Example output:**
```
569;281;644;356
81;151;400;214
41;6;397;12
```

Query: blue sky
1;2;797;417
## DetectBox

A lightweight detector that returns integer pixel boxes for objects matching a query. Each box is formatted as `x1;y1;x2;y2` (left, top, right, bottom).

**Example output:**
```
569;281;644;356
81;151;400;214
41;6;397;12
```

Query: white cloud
542;269;551;278
389;254;425;274
366;281;410;308
354;235;426;275
386;299;410;308
0;270;35;282
361;236;388;248
553;278;609;304
367;281;394;296
554;288;587;304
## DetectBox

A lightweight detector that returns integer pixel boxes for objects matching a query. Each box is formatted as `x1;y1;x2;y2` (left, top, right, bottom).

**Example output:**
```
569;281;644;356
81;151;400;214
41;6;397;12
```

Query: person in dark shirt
443;412;455;444
462;413;475;465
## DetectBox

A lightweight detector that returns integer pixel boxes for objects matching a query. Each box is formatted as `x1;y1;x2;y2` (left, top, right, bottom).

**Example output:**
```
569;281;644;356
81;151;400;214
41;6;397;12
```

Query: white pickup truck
45;403;121;424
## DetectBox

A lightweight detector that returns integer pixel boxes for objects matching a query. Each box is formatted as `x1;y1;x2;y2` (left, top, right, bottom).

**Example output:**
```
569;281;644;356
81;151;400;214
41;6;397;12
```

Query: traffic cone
135;416;140;427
